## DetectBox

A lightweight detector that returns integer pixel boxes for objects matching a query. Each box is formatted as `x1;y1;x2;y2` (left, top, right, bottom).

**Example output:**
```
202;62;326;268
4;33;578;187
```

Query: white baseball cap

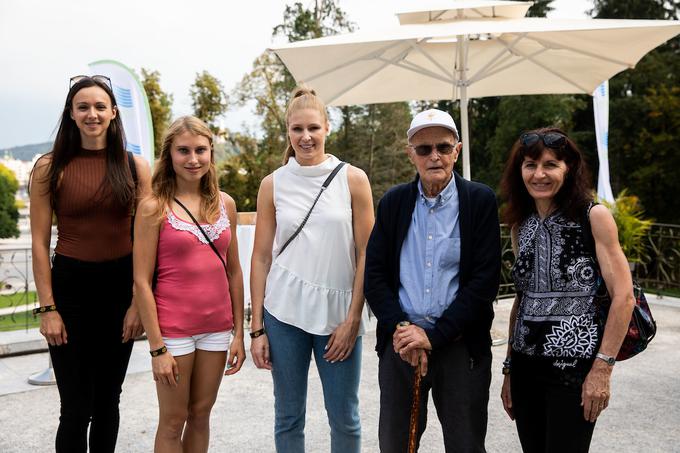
407;109;458;141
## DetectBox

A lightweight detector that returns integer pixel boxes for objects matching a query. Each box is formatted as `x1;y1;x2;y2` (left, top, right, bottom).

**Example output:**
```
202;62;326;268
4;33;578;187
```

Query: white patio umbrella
271;6;680;179
397;0;532;23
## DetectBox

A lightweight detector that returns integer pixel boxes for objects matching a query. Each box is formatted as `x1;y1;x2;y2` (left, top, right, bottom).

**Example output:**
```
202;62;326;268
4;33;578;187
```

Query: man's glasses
69;75;113;90
520;132;566;149
409;143;457;157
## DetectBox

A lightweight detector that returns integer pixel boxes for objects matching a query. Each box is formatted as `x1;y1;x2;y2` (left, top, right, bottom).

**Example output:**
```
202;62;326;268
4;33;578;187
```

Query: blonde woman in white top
249;85;374;453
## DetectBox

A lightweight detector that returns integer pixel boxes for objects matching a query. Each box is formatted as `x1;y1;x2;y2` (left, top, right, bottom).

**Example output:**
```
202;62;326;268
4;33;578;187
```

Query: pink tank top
154;202;233;337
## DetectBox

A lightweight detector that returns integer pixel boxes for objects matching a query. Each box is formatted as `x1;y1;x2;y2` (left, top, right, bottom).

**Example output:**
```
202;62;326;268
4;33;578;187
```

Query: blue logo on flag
113;85;134;108
127;143;142;155
598;82;607;97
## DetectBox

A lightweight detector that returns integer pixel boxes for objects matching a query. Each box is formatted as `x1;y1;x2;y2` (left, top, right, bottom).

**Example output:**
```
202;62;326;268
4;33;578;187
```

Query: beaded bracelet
250;328;266;339
32;305;57;315
150;346;168;357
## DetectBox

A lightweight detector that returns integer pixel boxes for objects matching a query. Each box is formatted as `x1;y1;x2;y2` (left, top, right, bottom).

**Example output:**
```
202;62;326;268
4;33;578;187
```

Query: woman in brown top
30;75;151;453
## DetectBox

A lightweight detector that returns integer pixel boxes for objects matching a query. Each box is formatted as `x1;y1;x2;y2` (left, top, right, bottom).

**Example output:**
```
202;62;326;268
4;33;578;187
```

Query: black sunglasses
520;132;567;149
69;75;113;90
410;142;457;157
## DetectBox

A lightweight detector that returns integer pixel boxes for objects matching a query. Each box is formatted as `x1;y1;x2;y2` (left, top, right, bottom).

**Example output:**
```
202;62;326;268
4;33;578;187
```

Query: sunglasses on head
519;132;567;149
409;142;457;157
69;75;112;90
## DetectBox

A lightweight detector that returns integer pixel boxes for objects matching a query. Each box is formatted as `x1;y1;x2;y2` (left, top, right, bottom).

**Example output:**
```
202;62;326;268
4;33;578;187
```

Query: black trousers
49;253;134;453
377;340;491;453
511;354;596;453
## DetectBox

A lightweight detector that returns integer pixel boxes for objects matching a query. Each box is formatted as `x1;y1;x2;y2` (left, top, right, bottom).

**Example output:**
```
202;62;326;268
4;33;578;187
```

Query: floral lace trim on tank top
166;202;229;244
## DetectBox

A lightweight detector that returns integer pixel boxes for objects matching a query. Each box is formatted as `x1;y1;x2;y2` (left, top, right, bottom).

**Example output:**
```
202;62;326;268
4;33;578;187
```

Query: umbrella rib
326;48;412;105
408;41;455;81
300;41;407;84
469;48;549;84
466;33;526;84
382;58;455;84
524;35;634;68
498;38;590;92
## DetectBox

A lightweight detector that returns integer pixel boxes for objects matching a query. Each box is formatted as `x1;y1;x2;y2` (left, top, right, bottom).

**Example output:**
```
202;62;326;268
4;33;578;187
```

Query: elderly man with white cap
365;109;501;452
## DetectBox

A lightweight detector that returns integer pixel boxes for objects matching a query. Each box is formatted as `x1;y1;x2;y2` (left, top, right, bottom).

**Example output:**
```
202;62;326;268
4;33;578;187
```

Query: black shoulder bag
173;197;228;277
583;203;656;361
277;162;346;257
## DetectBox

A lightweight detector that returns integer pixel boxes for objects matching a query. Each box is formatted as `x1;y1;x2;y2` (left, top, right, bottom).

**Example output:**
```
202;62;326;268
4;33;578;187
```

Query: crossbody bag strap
277;161;347;257
173;197;228;275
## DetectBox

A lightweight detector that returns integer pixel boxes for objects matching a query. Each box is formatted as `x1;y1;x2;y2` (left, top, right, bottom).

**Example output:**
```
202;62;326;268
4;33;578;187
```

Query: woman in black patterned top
498;127;634;453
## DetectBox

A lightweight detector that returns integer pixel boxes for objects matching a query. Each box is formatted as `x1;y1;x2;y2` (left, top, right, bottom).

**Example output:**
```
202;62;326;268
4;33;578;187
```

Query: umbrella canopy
271;16;680;179
397;1;532;24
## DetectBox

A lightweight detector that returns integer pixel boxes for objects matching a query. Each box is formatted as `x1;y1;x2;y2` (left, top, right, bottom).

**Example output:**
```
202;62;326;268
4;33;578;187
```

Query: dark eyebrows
290;123;322;128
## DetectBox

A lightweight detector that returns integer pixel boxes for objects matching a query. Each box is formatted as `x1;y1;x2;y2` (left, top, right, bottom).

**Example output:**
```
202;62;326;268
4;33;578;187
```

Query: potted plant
600;190;653;269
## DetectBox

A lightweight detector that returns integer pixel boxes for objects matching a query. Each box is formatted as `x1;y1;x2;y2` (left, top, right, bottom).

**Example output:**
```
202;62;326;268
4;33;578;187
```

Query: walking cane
408;355;422;453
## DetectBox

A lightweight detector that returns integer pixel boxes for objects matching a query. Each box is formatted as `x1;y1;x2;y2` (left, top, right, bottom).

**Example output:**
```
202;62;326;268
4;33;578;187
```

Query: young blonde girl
134;116;245;453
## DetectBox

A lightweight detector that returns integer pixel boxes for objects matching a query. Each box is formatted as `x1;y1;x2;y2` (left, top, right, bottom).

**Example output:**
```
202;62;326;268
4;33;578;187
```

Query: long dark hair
500;127;592;228
43;77;134;208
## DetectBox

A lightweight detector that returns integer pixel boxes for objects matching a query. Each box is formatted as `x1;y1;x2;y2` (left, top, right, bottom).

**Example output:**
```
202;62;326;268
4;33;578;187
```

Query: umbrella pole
408;358;423;453
457;34;471;181
460;86;471;180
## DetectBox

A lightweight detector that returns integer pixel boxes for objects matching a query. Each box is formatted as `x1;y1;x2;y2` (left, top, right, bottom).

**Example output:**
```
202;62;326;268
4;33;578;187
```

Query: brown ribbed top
54;148;132;262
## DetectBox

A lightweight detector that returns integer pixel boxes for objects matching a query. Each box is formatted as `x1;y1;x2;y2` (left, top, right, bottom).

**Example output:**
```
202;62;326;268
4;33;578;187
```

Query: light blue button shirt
398;176;461;328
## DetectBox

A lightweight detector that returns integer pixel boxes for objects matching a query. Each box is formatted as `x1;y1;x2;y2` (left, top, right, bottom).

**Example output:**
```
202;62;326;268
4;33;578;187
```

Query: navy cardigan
364;172;501;360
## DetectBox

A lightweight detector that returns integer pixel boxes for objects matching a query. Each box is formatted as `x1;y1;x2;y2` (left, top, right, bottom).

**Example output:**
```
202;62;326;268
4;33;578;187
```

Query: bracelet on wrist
150;346;168;357
33;305;57;315
502;356;512;375
250;328;266;339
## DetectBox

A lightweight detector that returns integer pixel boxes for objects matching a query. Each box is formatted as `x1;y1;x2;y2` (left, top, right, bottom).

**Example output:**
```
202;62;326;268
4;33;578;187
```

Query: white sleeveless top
264;154;369;335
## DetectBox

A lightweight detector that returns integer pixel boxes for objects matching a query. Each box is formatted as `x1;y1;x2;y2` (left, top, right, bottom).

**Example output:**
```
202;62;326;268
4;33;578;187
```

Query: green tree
525;0;555;17
328;102;413;205
273;0;354;41
224;1;355;210
586;0;680;223
0;164;19;238
190;71;228;135
141;68;173;157
591;0;677;19
219;133;282;212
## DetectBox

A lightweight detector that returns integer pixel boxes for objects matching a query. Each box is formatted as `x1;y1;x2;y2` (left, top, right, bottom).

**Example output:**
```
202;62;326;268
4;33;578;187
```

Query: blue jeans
264;309;362;453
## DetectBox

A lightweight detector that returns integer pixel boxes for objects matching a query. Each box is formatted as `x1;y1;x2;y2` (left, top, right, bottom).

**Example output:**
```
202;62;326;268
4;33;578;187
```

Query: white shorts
163;331;232;357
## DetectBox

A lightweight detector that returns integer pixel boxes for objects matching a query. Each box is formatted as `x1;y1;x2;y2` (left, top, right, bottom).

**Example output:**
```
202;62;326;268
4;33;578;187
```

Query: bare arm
132;197;178;386
132;197;162;348
121;156;153;342
223;193;246;375
581;204;635;422
30;156;67;346
324;166;374;362
501;226;520;420
249;174;276;370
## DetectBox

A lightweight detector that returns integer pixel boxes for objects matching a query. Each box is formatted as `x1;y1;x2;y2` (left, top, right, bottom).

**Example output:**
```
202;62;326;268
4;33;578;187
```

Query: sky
0;0;593;150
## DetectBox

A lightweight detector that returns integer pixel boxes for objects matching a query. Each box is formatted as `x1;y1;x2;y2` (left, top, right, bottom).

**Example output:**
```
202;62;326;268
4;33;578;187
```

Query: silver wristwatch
595;352;616;366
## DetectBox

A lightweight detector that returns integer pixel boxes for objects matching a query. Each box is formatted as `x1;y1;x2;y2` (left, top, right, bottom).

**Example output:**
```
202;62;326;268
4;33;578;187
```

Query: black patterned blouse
511;210;603;379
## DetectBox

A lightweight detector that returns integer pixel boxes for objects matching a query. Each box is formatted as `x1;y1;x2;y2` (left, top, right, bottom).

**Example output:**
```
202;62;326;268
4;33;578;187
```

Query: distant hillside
1;142;53;161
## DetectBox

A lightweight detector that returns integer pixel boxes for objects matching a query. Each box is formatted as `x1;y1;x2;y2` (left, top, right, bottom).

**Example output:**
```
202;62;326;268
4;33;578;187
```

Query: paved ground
0;296;679;452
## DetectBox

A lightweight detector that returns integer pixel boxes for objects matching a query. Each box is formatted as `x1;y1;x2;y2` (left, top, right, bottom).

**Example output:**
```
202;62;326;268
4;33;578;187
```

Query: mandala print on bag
543;314;598;358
